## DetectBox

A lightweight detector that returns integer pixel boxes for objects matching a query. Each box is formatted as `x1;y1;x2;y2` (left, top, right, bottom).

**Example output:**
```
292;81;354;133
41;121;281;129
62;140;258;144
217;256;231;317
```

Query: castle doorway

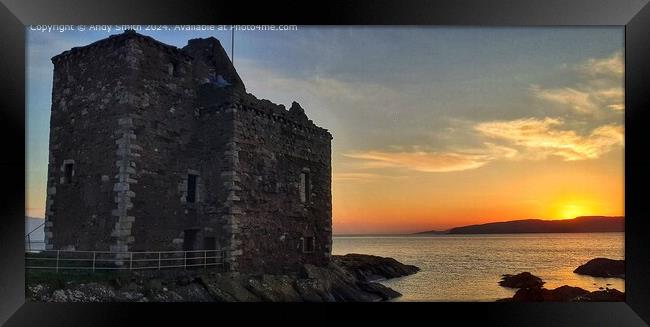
183;229;199;251
183;229;200;267
204;236;217;264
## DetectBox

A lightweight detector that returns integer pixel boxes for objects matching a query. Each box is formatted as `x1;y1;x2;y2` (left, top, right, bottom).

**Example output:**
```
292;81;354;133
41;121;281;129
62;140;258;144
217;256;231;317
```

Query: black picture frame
1;0;649;325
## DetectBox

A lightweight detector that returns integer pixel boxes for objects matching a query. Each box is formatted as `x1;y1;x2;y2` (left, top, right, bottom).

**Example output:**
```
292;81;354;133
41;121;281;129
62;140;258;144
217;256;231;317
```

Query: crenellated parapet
52;29;192;65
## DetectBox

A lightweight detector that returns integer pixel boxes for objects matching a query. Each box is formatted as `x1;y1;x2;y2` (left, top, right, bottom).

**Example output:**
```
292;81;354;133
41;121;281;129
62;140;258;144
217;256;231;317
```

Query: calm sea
332;233;624;302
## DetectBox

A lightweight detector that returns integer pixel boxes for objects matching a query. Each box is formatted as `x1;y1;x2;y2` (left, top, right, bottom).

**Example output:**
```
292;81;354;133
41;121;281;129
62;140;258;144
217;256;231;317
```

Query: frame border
1;0;649;325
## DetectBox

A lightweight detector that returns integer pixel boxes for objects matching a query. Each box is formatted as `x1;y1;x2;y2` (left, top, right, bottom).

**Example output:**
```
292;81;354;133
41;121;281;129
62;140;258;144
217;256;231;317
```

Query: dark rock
26;284;52;301
125;282;140;291
358;282;402;301
197;273;259;302
573;288;625;302
173;283;213;302
503;285;625;302
262;275;302;301
495;270;626;303
511;285;589;302
499;272;545;289
294;278;330;302
146;279;163;291
332;254;420;282
178;276;192;286
545;285;591;301
302;262;378;301
114;290;145;301
574;258;625;278
39;283;117;302
148;289;184;302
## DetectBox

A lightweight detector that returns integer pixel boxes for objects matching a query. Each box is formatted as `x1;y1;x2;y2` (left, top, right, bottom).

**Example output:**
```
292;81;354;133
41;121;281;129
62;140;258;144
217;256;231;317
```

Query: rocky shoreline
26;254;420;302
497;258;625;302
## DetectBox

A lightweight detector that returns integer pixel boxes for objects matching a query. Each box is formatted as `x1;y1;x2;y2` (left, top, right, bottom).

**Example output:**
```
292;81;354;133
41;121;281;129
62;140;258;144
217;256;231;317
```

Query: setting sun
557;204;592;220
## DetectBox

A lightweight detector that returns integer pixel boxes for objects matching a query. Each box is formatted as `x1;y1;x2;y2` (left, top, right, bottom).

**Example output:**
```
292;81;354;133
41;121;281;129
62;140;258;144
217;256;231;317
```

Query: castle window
187;173;198;203
303;236;315;253
299;171;310;203
64;163;74;184
167;63;174;76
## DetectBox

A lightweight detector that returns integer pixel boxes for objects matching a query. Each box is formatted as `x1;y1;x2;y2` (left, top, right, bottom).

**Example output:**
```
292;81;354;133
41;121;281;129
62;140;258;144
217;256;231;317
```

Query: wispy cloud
530;84;624;115
475;117;623;161
579;51;624;78
343;117;623;174
343;143;517;173
530;85;595;114
530;51;624;114
344;150;489;172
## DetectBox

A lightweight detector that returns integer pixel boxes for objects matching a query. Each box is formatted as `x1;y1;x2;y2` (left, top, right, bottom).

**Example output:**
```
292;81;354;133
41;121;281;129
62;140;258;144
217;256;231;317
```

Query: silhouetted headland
416;216;624;235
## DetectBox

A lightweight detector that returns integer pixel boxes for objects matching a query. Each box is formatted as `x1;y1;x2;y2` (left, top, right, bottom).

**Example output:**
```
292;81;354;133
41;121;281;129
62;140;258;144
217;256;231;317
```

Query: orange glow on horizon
331;149;624;234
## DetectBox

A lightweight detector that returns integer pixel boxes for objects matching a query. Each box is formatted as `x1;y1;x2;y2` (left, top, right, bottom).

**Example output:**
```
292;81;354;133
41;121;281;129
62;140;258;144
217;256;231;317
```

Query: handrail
25;249;227;272
25;221;46;252
30;251;218;254
25;221;46;238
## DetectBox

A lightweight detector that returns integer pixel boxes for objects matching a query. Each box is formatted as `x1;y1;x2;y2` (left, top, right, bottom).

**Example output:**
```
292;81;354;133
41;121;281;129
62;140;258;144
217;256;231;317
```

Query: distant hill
416;216;624;235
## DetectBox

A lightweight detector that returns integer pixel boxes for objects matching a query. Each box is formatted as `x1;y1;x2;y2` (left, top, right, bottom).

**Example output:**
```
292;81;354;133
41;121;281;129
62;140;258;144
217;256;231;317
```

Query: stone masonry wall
118;34;199;253
101;33;235;255
45;33;141;251
231;97;332;273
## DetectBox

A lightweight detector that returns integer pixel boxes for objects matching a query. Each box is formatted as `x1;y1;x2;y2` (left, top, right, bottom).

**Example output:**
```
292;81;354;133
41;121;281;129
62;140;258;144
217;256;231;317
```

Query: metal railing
25;221;46;252
25;249;226;271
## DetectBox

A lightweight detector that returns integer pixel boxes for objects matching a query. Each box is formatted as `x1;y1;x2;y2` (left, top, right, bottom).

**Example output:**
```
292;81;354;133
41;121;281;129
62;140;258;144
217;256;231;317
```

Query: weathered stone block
113;183;129;191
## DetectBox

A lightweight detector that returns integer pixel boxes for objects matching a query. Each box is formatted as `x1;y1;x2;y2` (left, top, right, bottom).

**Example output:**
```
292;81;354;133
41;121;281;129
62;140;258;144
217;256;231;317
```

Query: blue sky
26;26;624;232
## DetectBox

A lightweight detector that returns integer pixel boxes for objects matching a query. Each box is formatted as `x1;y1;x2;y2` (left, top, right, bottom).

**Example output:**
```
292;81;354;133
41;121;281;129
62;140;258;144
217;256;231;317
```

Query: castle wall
45;35;141;251
102;34;235;254
231;100;332;273
119;36;198;252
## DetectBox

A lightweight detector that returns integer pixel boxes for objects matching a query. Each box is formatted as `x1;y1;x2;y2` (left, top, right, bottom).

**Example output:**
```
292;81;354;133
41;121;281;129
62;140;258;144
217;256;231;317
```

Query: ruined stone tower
43;30;333;273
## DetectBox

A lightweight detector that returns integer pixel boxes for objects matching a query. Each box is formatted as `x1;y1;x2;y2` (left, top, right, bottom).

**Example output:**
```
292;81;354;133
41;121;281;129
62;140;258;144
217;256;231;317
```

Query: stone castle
43;30;333;273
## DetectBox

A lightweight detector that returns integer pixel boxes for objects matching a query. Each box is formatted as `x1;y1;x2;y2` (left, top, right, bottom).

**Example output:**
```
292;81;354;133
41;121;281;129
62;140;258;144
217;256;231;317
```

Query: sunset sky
26;26;624;234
